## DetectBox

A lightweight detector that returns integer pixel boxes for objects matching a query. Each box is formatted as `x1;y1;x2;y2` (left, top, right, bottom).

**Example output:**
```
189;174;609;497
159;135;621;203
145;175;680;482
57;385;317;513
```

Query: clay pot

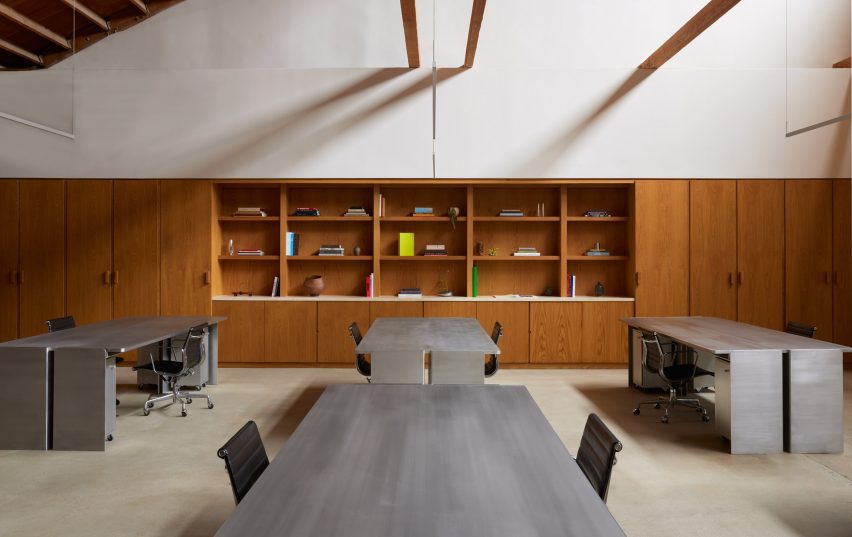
303;275;325;296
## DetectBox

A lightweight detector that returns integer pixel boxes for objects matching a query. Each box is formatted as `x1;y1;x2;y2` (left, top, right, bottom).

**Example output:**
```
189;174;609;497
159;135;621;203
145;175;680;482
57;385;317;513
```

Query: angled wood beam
128;0;149;15
463;0;486;68
833;57;851;68
59;0;110;32
0;37;42;65
639;0;740;69
0;2;70;49
400;0;419;68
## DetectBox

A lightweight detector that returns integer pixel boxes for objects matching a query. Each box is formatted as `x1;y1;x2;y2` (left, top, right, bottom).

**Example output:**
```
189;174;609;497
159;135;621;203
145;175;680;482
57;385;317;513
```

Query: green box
399;233;414;256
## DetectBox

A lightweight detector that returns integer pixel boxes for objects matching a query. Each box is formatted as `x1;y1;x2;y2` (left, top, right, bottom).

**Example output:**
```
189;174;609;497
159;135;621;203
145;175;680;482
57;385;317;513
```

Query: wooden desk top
357;317;500;354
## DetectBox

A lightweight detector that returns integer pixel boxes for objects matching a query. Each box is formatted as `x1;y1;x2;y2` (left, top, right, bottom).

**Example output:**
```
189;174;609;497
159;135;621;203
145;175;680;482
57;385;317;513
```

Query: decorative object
472;265;478;297
543;287;555;296
585;241;611;256
594;281;605;296
303;275;325;296
435;270;452;297
536;203;545;217
399;233;415;256
448;206;460;229
228;239;235;256
353;246;362;256
488;247;499;256
475;241;485;256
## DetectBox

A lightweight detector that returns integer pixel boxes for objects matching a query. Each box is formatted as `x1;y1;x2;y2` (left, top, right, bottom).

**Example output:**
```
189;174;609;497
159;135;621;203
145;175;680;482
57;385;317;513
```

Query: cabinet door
160;180;212;316
530;302;582;363
318;301;370;363
19;180;65;337
785;180;833;340
213;301;265;362
423;302;476;318
66;180;113;326
0;180;18;342
634;180;689;316
580;302;634;364
266;302;317;362
737;180;785;330
477;302;529;364
114;180;160;319
690;180;737;319
370;301;423;323
834;180;852;362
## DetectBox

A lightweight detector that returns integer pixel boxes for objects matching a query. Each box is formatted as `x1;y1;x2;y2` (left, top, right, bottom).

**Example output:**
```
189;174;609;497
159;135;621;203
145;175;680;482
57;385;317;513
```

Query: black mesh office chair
348;322;371;382
484;322;503;377
218;420;269;504
575;413;623;503
784;321;816;338
134;325;213;416
632;332;712;423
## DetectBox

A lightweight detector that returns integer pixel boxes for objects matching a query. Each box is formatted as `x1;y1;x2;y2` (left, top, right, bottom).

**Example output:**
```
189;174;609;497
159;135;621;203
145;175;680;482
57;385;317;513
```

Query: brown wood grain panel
476;302;529;363
0;180;18;341
317;301;370;363
265;302;317;362
530;302;582;363
66;180;113;326
833;179;852;363
634;180;689;316
786;180;834;340
690;180;737;319
370;301;423;323
423;301;476;318
160;180;212;316
213;301;265;362
737;180;785;330
580;302;634;363
113;180;160;318
19;180;65;337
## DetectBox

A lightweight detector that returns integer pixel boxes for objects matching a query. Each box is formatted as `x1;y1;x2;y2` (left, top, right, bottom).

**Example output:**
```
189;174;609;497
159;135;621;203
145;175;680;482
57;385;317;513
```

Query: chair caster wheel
106;434;113;441
632;408;640;415
143;408;150;416
702;415;711;422
186;398;192;404
654;403;661;409
195;385;202;391
202;383;206;387
181;410;187;417
661;416;669;424
138;384;145;390
208;402;214;409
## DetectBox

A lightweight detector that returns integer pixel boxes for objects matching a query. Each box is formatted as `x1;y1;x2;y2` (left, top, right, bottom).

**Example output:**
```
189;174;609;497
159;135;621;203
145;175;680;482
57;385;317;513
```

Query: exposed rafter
399;0;419;68
463;0;486;68
833;57;851;68
0;36;42;65
0;2;70;49
59;0;110;32
639;0;740;69
128;0;149;15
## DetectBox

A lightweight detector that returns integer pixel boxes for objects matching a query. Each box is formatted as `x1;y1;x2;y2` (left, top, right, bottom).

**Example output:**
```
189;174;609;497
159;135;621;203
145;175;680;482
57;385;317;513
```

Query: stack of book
233;207;267;217
318;244;344;256
567;273;577;297
412;207;434;217
238;249;265;256
513;247;541;256
365;273;375;298
285;232;300;256
424;244;447;256
585;247;611;256
583;210;611;218
498;209;524;217
398;287;422;298
294;207;320;216
343;206;369;217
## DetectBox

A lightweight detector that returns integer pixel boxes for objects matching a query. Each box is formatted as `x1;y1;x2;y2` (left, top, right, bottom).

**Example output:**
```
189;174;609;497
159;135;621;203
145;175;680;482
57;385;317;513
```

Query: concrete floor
1;368;851;537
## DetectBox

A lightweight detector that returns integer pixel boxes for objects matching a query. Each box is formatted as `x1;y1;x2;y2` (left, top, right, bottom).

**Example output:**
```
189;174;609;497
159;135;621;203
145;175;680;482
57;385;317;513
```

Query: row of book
285;232;300;256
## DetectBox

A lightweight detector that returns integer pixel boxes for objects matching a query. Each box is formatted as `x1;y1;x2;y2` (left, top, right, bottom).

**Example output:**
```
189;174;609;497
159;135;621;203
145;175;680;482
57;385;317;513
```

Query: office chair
218;420;269;505
484;321;503;377
134;325;213;417
784;321;816;338
632;332;712;423
575;413;622;503
348;322;371;382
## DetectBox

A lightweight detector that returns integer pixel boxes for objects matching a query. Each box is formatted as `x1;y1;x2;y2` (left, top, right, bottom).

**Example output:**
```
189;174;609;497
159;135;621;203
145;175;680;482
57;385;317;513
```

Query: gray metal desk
622;316;851;454
0;316;225;451
357;317;500;384
214;385;626;537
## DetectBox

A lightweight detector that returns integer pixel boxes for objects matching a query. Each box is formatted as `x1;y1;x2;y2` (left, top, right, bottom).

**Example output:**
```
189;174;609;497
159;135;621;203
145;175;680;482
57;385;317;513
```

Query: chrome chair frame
485;322;503;378
348;322;371;383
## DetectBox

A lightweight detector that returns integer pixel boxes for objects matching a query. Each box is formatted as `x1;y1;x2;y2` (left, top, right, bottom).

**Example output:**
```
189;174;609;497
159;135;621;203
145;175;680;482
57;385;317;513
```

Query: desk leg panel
207;323;219;385
787;350;843;454
728;350;784;455
371;351;425;384
0;347;50;450
429;351;485;385
54;348;110;451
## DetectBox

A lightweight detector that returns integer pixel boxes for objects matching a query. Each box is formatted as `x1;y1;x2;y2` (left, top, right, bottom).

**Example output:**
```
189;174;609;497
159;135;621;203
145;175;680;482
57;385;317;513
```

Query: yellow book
399;233;414;256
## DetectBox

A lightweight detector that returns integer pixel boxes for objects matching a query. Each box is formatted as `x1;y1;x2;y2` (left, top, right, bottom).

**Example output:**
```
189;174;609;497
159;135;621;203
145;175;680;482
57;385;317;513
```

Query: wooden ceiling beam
128;0;149;15
0;36;43;66
0;2;70;49
639;0;740;69
400;0;419;68
59;0;110;32
833;57;851;68
463;0;486;68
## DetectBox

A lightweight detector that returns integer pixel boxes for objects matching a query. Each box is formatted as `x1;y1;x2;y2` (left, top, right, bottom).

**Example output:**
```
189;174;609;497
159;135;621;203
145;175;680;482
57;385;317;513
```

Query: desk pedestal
429;351;485;384
53;348;115;451
0;347;50;450
786;350;844;454
370;351;425;384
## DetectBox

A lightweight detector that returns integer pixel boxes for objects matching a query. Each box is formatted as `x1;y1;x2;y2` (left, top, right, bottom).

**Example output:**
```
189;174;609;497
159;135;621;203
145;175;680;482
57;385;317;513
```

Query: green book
399;232;414;256
472;265;478;297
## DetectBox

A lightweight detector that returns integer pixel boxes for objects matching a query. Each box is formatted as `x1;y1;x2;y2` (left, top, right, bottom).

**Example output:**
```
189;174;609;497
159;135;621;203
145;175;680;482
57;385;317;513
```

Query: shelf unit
212;181;635;299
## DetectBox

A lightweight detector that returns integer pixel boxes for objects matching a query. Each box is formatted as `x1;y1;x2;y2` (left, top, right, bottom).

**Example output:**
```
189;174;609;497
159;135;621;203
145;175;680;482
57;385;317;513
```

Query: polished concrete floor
1;368;851;537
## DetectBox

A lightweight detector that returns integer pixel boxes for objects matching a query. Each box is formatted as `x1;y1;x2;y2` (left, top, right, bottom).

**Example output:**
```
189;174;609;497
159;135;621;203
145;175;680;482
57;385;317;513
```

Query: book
293;207;320;216
568;273;576;298
584;210;611;217
319;244;345;256
513;247;541;256
424;244;447;256
398;287;422;298
411;212;435;217
344;206;369;217
498;210;524;217
271;276;280;297
237;249;265;256
233;208;267;217
399;233;414;256
413;207;433;214
285;232;300;256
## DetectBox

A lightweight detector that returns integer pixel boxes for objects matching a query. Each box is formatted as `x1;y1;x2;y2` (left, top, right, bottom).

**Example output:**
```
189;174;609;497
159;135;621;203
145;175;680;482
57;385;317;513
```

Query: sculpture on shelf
353;246;362;256
475;241;485;256
595;281;605;297
435;270;453;297
303;275;325;296
488;247;498;256
447;206;460;229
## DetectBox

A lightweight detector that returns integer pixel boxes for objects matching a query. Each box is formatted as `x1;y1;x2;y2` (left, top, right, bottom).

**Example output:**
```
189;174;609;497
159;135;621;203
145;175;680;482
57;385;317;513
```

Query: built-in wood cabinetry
529;301;633;364
113;180;161;319
266;302;317;362
212;300;265;363
476;302;529;364
0;180;18;342
690;180;737;319
318;301;370;363
370;301;424;322
833;179;852;361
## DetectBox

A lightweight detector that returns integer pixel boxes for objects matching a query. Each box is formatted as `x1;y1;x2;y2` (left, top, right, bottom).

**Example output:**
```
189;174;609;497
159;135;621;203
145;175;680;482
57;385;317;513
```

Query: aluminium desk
622;316;851;454
356;317;500;384
214;385;626;537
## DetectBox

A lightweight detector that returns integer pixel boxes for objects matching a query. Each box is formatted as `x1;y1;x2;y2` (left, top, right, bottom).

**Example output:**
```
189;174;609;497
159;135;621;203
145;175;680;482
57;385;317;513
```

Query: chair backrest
45;316;76;332
181;325;207;372
785;322;816;338
485;322;503;377
639;332;665;375
348;322;363;346
575;413;623;503
217;420;269;504
491;322;503;346
349;322;370;377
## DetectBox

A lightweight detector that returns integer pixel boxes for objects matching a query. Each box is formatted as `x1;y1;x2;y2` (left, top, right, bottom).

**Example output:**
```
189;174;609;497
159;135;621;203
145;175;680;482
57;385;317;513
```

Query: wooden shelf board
473;256;560;261
473;216;559;222
218;216;280;222
566;216;628;222
286;216;373;222
218;255;281;261
380;216;467;222
566;255;628;261
287;256;373;261
381;256;467;261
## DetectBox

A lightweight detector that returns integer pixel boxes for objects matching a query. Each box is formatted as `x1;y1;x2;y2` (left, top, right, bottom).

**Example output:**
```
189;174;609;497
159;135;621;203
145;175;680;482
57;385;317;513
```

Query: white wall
0;0;848;178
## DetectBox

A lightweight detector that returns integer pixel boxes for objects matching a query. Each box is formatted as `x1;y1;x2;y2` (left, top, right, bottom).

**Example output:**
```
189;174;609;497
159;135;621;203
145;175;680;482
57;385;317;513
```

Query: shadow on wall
824;84;851;178
184;67;465;177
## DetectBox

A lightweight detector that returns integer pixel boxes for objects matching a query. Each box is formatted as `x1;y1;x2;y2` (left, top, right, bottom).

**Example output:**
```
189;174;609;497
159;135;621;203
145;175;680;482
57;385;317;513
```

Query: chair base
143;380;213;417
633;387;710;424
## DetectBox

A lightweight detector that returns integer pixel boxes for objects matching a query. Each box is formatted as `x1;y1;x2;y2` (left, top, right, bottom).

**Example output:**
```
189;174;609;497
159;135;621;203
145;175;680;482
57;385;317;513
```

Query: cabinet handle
823;271;830;284
103;271;111;285
737;272;742;285
204;271;211;285
728;272;733;286
834;271;839;285
112;270;118;286
635;272;640;286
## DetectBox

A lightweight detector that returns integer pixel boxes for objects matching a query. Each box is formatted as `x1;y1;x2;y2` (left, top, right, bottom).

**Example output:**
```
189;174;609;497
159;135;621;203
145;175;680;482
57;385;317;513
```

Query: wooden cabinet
476;302;529;364
265;302;317;362
0;181;18;342
213;300;266;362
113;180;160;319
160;180;212;316
580;302;634;363
530;302;582;363
370;301;423;323
690;180;737;319
318;301;370;363
423;302;476;318
834;179;852;362
634;180;689;316
19;180;65;337
785;180;833;340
